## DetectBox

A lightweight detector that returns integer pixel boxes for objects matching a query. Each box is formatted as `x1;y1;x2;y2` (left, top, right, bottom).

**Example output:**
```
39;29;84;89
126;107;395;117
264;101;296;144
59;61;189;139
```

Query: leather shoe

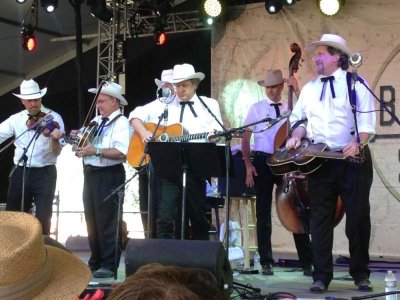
356;279;373;292
261;264;274;275
303;265;314;276
93;267;114;278
310;280;326;293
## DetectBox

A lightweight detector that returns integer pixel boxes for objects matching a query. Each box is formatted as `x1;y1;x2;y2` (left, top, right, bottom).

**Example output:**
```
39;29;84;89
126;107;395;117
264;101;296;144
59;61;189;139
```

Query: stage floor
74;250;399;300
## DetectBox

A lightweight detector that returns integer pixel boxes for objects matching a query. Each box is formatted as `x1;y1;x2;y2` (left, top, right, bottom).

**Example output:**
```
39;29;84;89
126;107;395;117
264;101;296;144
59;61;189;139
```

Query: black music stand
147;142;232;240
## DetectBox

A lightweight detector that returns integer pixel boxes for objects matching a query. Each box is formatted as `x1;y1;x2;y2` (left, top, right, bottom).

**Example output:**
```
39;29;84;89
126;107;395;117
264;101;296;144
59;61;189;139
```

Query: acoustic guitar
127;122;211;168
267;138;362;175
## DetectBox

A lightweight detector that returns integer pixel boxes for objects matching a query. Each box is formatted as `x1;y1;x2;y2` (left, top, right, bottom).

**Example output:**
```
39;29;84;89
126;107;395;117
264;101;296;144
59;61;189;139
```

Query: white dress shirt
84;109;130;167
129;94;224;142
243;98;288;154
290;68;376;149
0;105;65;167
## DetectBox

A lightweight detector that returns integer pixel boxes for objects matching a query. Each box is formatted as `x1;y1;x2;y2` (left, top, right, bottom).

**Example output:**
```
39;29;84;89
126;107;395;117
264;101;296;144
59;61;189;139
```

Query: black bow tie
270;103;282;117
320;76;335;100
179;101;197;122
27;111;42;121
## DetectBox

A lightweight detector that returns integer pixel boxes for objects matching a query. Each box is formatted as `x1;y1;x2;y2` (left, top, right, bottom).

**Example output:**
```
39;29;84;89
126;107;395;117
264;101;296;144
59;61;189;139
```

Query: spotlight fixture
41;0;58;13
154;15;167;46
283;0;296;5
89;0;113;23
316;0;345;16
204;0;222;18
265;0;283;14
21;25;37;52
16;0;27;3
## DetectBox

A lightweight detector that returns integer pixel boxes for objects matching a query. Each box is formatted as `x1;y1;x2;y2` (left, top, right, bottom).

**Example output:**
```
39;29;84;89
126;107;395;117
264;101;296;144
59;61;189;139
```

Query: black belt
252;151;271;158
84;164;122;171
17;165;55;169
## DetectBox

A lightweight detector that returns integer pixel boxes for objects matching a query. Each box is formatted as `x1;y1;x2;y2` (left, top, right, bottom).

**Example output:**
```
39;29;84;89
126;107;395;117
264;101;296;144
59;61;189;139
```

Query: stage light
21;25;37;52
16;0;27;3
265;0;283;14
41;0;58;13
316;0;345;16
89;0;113;22
154;30;167;46
283;0;296;5
204;0;222;18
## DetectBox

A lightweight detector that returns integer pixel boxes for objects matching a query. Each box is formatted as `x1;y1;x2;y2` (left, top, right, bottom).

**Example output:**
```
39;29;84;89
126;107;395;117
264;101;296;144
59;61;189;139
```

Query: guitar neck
306;149;346;160
169;132;209;142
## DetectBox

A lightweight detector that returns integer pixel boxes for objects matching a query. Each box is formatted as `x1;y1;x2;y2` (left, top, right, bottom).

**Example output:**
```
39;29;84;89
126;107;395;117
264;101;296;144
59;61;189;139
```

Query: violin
26;111;60;137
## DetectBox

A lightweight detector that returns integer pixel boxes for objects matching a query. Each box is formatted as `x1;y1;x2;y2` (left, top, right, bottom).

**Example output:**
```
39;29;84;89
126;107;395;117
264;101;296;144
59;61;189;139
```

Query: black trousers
252;153;312;267
7;165;56;235
157;175;209;240
308;147;373;286
83;164;125;272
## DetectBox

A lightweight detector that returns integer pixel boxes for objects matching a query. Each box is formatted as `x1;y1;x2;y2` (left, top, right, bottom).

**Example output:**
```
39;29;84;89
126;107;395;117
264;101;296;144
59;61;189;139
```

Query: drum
275;172;344;234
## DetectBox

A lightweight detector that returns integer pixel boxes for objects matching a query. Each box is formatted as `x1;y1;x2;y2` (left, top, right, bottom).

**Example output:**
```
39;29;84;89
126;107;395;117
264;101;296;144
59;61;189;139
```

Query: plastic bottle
385;270;397;300
253;251;260;272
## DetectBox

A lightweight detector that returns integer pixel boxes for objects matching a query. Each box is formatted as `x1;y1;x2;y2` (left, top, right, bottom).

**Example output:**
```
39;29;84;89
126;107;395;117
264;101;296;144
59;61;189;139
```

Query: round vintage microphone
349;52;362;68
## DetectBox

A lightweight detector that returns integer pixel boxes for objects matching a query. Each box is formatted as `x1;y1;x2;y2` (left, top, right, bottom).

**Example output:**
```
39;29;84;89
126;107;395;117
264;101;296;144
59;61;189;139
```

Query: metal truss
96;1;210;85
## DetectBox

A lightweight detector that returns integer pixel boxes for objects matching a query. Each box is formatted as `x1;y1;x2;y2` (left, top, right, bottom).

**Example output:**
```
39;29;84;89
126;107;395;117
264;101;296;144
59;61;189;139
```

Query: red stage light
23;34;37;52
155;31;167;46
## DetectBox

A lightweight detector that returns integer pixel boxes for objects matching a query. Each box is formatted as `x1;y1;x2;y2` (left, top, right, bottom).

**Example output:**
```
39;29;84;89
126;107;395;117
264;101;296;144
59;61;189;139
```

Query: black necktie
270;103;281;117
94;117;108;137
179;101;197;122
320;76;336;100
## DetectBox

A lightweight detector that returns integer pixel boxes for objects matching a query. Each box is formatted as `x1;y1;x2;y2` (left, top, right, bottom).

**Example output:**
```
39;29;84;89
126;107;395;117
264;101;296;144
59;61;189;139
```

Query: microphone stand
208;116;275;258
8;126;43;212
352;70;400;125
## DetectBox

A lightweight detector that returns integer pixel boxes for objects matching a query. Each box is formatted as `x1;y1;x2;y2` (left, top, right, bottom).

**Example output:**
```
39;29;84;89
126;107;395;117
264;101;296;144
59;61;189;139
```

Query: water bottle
385;270;397;300
253;251;260;272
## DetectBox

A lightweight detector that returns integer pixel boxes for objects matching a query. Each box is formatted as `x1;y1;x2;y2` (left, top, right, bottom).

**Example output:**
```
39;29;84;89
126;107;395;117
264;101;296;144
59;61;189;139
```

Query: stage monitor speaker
125;239;233;299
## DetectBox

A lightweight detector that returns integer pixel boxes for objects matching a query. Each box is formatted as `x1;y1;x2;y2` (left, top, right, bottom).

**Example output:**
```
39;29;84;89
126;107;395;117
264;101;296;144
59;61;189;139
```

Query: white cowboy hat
171;63;205;83
13;79;47;100
88;81;128;106
0;211;91;300
155;69;174;87
307;33;352;56
258;69;284;87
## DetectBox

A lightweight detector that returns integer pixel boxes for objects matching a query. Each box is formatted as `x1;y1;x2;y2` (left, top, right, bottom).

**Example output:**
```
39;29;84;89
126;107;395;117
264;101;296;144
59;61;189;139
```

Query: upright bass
273;43;344;234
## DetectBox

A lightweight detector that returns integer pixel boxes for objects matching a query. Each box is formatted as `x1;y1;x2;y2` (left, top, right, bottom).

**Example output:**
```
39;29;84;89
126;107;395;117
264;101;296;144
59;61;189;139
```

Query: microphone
261;110;291;132
162;87;172;98
349;52;362;68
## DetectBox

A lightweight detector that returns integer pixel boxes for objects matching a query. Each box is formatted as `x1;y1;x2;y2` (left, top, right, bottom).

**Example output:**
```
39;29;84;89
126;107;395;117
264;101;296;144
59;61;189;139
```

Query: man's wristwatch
95;148;103;157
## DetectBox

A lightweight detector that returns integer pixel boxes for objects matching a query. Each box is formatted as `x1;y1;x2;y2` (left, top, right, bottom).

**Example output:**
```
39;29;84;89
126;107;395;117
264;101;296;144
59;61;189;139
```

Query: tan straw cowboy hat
0;211;91;300
258;69;285;87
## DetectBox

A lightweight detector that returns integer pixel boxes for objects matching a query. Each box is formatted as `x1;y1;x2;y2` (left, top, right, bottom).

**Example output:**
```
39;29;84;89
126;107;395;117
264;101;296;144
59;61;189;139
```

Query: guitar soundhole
158;133;169;142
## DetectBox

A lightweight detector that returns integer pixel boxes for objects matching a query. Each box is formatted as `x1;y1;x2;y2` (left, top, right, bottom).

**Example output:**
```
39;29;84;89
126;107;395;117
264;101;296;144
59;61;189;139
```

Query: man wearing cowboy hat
241;70;313;276
128;69;175;238
286;34;376;292
130;64;224;240
72;81;130;278
0;79;65;236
